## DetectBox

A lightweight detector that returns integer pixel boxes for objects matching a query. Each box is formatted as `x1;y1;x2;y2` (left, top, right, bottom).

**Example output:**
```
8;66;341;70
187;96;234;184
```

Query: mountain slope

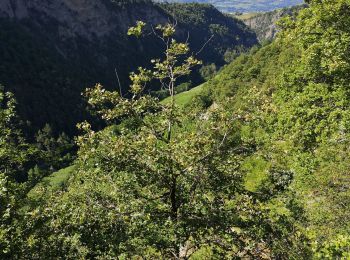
0;0;257;135
161;3;256;65
199;0;350;251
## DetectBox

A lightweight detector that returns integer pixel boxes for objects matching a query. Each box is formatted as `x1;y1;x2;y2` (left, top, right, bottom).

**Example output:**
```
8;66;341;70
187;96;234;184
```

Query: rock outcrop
242;4;306;42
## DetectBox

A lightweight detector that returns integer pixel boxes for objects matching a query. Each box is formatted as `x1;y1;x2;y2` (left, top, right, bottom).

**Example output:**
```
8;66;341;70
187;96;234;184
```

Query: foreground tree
19;23;308;259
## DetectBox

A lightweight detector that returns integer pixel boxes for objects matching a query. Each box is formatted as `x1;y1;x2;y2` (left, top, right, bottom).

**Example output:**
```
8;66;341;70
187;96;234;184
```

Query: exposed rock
241;4;306;42
0;0;168;40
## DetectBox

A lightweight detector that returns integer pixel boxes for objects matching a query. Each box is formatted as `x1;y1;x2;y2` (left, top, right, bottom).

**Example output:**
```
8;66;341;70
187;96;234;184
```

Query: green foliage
35;124;75;171
0;86;38;256
127;21;146;37
5;1;350;258
313;235;350;259
14;22;309;259
0;85;75;257
198;0;350;255
199;63;217;81
0;85;37;185
223;45;247;63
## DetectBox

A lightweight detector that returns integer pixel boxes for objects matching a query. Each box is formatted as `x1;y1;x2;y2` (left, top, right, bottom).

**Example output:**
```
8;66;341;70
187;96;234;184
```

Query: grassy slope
28;165;76;198
161;84;204;106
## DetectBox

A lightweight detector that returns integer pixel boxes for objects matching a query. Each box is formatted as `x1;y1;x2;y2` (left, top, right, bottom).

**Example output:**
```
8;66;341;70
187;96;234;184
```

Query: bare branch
218;131;228;150
185;31;190;44
196;34;214;56
114;68;123;97
151;25;167;46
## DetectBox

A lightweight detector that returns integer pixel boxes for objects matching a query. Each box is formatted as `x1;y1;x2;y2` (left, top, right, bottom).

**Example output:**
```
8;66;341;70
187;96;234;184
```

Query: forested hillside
0;0;256;135
198;0;350;255
1;0;350;259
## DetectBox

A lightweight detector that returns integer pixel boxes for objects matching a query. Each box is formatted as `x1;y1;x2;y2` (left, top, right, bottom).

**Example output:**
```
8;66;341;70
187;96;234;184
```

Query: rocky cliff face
0;0;28;18
0;0;257;134
242;4;306;42
0;0;168;39
243;11;283;42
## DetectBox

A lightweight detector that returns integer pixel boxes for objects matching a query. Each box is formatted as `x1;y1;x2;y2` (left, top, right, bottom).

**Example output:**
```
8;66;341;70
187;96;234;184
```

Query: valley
1;0;350;259
0;0;256;134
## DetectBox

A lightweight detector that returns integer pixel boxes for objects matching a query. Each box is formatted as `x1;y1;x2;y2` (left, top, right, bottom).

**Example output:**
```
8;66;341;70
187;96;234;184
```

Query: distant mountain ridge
156;0;304;13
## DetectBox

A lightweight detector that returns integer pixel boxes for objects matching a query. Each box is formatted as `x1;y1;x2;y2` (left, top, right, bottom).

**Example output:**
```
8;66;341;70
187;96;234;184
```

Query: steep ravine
0;0;257;134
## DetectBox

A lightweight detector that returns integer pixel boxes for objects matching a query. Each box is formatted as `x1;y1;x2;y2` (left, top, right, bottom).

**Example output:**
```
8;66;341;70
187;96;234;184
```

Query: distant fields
213;0;304;13
157;0;304;13
234;12;259;20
